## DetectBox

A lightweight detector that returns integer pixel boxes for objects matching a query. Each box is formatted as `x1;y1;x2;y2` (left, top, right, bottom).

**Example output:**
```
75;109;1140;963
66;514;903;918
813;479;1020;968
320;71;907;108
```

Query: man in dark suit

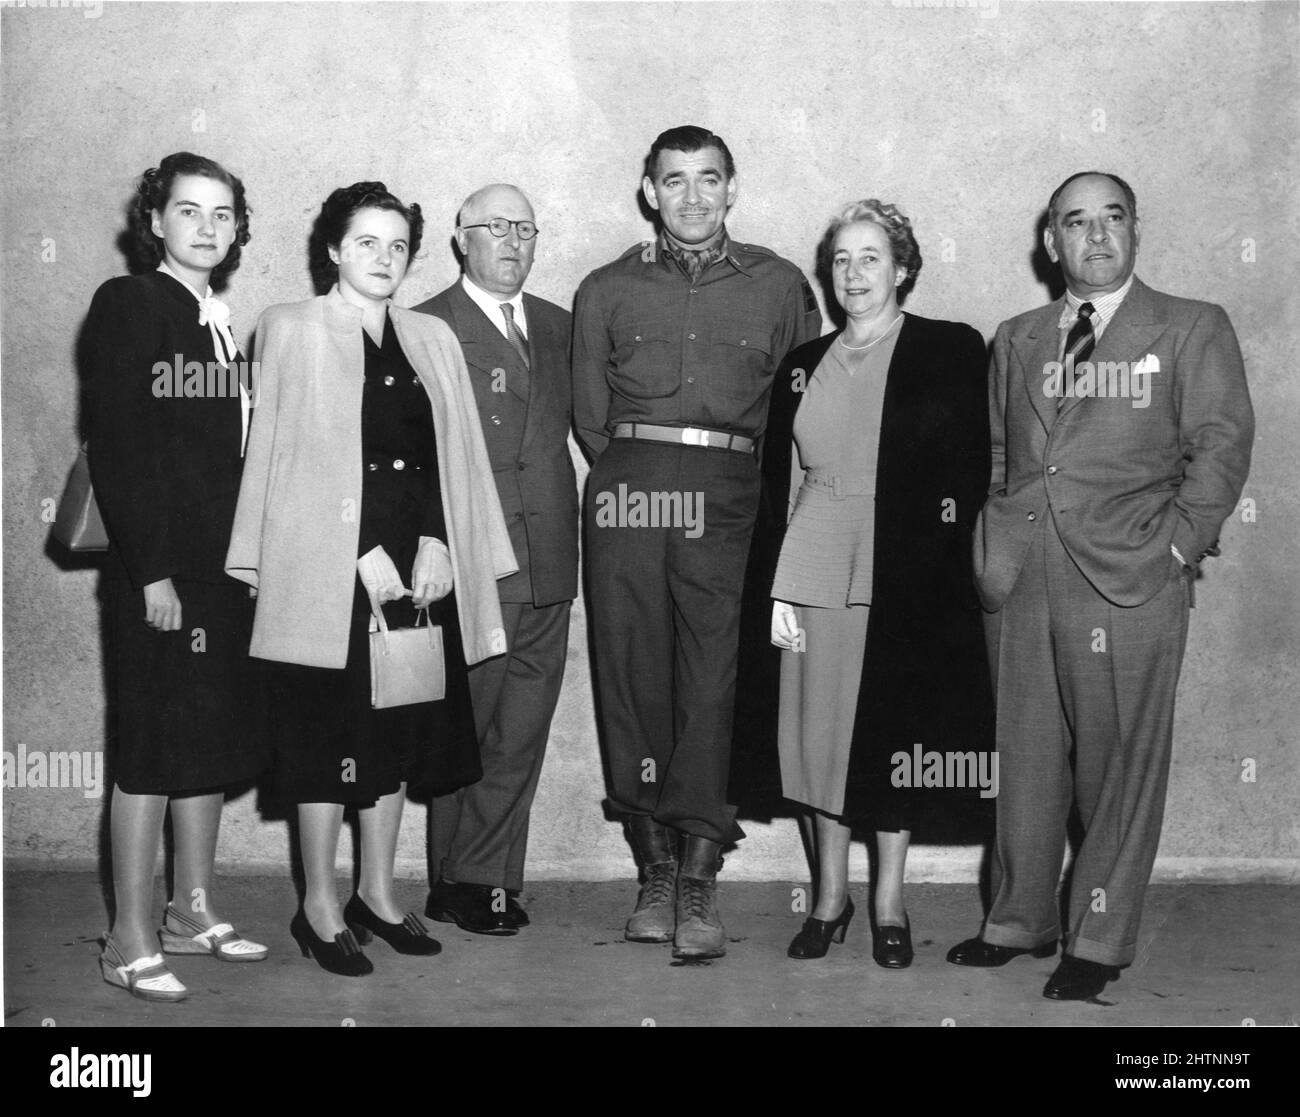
413;184;578;934
949;172;1254;999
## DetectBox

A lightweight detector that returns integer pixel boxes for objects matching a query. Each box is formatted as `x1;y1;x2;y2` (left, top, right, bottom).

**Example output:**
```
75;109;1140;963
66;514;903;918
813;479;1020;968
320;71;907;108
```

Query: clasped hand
357;540;453;612
771;601;805;652
411;536;453;608
143;578;183;632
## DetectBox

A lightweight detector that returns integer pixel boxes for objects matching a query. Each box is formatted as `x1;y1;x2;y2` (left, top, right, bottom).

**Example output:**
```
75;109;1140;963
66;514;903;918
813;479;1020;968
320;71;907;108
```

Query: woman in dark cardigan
764;199;993;965
86;152;267;1002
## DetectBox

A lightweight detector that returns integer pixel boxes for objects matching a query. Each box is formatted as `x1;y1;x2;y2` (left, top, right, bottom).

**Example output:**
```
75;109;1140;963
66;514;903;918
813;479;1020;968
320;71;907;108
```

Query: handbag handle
367;590;434;654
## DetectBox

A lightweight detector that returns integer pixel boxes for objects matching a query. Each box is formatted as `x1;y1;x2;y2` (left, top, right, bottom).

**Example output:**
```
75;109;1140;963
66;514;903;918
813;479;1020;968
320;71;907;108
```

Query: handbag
369;601;446;709
52;444;108;552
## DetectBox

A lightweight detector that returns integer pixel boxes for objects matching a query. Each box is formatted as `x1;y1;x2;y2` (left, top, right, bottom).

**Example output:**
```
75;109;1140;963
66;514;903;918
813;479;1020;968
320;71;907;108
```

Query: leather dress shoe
505;892;529;929
871;915;913;969
946;936;1056;967
425;880;518;936
1043;955;1120;1001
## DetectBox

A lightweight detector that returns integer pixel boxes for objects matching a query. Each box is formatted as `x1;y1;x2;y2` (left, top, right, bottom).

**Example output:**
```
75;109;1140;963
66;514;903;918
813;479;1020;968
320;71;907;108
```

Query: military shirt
572;232;822;458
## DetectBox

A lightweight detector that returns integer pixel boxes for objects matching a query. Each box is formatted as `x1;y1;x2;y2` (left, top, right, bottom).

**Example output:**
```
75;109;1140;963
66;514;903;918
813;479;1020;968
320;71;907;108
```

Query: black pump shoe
871;914;914;969
788;896;855;959
290;909;373;977
344;894;441;956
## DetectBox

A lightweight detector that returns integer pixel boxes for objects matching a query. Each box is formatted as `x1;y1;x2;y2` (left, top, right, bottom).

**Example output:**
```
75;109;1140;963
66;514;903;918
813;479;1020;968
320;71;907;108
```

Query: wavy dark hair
643;125;736;181
126;152;251;287
818;198;923;302
308;182;423;295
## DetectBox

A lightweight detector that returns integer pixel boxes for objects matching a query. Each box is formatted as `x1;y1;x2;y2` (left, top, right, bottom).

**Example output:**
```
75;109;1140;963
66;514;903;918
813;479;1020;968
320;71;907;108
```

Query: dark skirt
103;567;268;796
259;582;478;808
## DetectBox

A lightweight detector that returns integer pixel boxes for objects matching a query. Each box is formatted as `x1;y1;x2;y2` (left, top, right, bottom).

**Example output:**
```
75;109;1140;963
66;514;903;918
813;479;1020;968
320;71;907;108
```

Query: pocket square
1131;353;1161;376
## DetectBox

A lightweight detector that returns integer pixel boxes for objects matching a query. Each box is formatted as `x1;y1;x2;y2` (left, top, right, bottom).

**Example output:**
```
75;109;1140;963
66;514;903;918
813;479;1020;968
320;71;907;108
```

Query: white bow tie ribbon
198;296;237;367
197;295;230;331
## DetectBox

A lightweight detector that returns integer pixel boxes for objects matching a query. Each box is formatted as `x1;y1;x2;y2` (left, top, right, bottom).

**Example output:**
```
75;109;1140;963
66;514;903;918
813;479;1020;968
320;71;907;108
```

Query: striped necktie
501;302;530;371
1060;301;1096;411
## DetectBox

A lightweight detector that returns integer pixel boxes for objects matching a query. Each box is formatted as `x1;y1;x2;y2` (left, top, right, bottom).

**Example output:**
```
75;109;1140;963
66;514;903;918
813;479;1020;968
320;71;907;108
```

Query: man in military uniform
573;125;821;959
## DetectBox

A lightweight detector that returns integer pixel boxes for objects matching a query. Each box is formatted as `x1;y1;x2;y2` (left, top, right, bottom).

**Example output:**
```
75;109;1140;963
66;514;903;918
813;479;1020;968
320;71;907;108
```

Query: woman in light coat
227;182;515;976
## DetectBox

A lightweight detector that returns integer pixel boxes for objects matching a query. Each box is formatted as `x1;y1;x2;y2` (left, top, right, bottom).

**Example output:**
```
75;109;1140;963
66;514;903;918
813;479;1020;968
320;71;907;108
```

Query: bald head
458;183;530;227
455;183;537;298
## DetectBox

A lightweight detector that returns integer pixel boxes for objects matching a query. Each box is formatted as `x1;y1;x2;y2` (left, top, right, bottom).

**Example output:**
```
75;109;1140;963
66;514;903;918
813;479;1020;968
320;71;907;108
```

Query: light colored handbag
369;602;446;709
53;444;108;552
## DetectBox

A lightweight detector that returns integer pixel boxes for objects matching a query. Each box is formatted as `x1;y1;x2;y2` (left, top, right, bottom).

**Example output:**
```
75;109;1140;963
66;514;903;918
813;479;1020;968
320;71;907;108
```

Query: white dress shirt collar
1060;274;1135;341
461;275;527;339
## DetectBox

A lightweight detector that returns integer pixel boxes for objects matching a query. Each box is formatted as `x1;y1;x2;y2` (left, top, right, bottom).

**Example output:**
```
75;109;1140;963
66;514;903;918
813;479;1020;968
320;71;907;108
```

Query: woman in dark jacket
87;152;267;1002
765;199;993;965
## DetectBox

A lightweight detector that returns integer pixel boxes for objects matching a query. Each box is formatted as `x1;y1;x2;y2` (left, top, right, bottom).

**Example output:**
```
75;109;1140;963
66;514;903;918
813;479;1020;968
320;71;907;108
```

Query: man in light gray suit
948;172;1254;999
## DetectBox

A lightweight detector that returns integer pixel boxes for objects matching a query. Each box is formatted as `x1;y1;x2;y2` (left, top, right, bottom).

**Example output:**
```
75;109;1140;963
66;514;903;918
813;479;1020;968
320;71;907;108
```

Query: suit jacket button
1027;512;1036;521
393;459;406;471
367;462;378;472
491;415;502;425
383;375;395;387
1047;466;1058;475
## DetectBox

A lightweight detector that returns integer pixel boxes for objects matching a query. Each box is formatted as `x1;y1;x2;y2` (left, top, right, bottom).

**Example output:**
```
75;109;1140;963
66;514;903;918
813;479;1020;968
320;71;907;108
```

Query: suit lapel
1011;301;1066;432
448;284;531;407
518;293;564;457
1057;277;1167;419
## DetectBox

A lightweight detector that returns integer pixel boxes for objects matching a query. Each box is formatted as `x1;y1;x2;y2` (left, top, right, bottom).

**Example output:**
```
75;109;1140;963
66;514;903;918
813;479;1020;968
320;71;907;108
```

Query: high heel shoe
289;909;373;976
343;894;442;956
787;896;855;959
871;913;914;969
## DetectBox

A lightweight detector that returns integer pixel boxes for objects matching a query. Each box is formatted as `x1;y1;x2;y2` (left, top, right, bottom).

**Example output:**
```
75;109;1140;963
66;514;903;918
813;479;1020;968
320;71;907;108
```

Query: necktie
1060;301;1096;411
500;302;530;371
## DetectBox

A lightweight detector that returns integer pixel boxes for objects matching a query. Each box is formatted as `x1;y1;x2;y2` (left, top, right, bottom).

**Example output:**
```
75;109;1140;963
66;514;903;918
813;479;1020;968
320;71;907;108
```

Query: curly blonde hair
818;199;922;299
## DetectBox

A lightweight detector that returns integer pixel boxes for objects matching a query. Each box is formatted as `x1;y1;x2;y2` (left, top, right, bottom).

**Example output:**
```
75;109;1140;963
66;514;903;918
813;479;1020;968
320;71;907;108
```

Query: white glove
412;536;453;608
357;545;411;607
771;601;805;652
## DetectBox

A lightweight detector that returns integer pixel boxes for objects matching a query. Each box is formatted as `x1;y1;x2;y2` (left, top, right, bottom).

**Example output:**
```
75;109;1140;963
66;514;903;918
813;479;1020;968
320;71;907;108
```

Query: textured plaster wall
3;1;1297;882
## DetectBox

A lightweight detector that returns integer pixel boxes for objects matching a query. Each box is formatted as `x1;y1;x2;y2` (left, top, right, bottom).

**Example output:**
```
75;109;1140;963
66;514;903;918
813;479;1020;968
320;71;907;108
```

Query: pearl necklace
838;312;904;351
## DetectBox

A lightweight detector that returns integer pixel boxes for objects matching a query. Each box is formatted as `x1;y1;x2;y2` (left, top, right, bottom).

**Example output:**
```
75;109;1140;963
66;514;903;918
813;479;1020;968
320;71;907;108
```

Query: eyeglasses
461;218;539;241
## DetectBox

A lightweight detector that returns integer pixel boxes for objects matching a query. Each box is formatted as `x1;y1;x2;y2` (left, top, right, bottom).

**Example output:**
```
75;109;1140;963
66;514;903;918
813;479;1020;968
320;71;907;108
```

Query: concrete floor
3;872;1296;1027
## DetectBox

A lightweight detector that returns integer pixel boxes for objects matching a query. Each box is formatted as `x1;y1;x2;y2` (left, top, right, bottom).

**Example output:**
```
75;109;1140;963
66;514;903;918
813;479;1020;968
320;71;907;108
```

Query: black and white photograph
1;0;1296;1064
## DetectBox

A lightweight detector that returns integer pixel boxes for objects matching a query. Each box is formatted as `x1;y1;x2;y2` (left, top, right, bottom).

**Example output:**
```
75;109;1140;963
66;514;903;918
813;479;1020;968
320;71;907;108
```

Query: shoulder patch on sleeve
801;277;818;315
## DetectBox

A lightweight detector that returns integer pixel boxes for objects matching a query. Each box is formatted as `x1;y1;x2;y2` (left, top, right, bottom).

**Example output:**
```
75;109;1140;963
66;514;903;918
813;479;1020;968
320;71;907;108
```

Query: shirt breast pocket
610;319;677;400
707;319;774;401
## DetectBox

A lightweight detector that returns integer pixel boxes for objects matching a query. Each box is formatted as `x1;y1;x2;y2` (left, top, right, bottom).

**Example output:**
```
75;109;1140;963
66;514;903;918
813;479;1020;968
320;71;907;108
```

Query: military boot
673;835;726;959
624;816;678;943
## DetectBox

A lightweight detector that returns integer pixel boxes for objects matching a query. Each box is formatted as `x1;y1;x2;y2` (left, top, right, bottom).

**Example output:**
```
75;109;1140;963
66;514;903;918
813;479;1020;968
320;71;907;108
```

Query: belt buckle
681;427;708;447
